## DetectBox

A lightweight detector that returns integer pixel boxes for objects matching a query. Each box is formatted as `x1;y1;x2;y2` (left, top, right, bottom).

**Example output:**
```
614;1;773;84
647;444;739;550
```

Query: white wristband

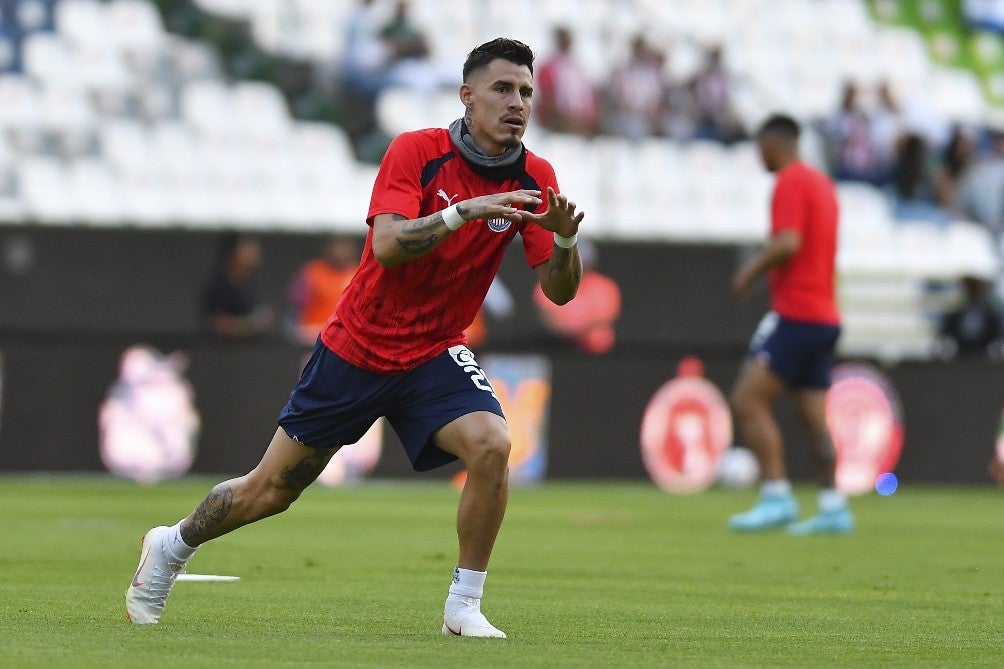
554;231;578;248
441;204;465;231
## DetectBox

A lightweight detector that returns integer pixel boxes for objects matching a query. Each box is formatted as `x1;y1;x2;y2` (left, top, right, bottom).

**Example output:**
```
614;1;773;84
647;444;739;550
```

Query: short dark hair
756;114;800;142
462;38;534;81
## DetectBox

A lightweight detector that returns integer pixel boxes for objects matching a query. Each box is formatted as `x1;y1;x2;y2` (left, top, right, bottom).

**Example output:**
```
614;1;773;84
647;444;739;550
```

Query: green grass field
0;476;1000;668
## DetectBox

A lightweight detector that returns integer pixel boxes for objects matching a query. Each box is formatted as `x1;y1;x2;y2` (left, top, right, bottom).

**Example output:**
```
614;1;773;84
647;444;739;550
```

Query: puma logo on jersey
437;189;459;206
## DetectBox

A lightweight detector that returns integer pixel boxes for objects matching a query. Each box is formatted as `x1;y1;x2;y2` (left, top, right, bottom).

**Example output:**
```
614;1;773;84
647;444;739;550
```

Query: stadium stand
0;0;1000;362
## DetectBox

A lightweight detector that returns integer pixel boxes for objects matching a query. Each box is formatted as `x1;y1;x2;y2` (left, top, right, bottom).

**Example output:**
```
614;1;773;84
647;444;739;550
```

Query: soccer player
126;38;584;638
727;114;853;535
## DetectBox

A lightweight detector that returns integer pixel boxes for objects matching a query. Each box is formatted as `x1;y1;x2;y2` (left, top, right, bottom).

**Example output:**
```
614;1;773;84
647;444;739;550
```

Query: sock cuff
165;521;197;561
761;479;792;496
818;488;848;512
448;567;486;599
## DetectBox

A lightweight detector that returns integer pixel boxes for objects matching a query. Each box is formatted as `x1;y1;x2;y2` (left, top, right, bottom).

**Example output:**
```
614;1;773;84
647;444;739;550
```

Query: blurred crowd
335;3;998;242
534;28;745;145
820;79;1004;236
817;79;1004;359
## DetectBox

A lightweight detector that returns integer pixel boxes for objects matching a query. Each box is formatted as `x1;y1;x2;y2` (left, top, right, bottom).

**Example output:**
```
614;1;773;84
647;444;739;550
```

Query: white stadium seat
106;0;166;54
0;75;41;133
55;0;109;49
67;158;125;225
21;32;79;89
19;156;75;223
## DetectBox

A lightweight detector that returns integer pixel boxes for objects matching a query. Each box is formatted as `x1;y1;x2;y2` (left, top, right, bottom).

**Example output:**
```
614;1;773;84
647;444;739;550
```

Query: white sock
761;479;792;496
818;488;847;512
164;521;197;562
448;567;486;600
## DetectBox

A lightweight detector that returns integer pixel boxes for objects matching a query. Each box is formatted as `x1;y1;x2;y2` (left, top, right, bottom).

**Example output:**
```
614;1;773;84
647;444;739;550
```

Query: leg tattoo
181;484;233;546
280;449;336;491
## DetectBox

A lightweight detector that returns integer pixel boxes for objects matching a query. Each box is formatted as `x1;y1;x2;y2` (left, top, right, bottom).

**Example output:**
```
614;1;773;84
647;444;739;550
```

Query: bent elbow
371;240;399;269
374;252;397;269
547;290;575;306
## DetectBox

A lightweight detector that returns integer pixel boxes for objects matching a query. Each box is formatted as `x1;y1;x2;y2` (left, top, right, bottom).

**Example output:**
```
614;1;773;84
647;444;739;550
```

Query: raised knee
464;433;511;472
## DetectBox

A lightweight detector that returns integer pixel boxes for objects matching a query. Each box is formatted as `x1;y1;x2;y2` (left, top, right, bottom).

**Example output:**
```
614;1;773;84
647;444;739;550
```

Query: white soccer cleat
125;526;188;624
442;596;507;638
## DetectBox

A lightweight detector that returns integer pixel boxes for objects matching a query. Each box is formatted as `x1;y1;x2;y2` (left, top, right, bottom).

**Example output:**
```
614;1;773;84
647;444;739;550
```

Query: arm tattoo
395;212;444;255
280;449;337;491
554;246;586;285
396;234;439;254
402;215;443;235
181;484;233;545
549;245;582;281
550;245;571;272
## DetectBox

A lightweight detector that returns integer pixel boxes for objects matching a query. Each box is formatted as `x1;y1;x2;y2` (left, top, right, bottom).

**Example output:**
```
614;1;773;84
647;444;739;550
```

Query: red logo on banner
826;364;904;495
640;358;732;494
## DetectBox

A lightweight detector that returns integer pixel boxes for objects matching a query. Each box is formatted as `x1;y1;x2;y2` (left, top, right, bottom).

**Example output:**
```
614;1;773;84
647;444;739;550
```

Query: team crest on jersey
486;217;512;233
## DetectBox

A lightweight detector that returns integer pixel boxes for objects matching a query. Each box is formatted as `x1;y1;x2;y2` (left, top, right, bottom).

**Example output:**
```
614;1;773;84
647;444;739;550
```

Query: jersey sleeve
367;133;424;224
521;157;560;268
771;170;807;235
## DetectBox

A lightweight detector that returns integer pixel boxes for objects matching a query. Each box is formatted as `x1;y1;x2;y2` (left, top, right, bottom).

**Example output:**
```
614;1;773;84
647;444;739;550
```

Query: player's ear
459;82;473;107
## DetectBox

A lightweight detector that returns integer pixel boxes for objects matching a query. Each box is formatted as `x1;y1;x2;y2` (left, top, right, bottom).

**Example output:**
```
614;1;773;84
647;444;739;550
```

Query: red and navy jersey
768;161;841;325
322;128;556;373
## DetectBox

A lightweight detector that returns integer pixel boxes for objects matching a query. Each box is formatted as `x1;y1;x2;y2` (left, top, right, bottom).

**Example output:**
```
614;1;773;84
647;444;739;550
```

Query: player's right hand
458;190;542;223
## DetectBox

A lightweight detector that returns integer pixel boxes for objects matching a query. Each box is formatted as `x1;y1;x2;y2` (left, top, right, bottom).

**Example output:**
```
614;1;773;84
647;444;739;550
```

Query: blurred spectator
692;45;745;144
288;235;361;345
604;35;667;141
340;0;453;160
891;133;952;224
536;26;600;136
869;82;904;184
938;125;979;218
342;0;451;95
202;234;275;339
954;130;1004;236
342;0;391;96
663;76;701;142
939;274;1004;359
380;1;428;56
825;82;880;184
339;0;387;156
533;240;621;354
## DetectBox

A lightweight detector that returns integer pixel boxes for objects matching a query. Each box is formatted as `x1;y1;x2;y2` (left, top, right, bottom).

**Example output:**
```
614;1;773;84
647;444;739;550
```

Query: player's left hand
522;187;584;237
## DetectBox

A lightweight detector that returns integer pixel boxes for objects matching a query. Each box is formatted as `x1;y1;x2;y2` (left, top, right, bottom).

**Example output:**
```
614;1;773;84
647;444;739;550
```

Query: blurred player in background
126;38;584;638
287;234;361;345
202;234;275;339
728;114;852;535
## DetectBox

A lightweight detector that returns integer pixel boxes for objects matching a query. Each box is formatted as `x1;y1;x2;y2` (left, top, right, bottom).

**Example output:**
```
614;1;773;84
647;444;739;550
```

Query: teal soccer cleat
728;493;799;532
787;508;855;535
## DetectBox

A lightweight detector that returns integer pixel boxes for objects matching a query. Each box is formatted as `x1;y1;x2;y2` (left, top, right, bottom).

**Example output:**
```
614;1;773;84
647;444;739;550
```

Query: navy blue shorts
277;341;504;471
749;312;841;389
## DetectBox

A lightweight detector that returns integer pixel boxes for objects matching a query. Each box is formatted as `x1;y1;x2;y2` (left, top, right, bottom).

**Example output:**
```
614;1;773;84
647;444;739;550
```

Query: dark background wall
0;227;766;346
0;227;999;483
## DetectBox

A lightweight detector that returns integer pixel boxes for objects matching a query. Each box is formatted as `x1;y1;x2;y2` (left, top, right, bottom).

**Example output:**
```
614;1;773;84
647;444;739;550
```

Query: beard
498;130;523;148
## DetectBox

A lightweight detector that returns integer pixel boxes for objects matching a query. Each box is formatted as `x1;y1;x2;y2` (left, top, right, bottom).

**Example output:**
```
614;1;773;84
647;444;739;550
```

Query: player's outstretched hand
521;187;584;238
458;190;542;224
